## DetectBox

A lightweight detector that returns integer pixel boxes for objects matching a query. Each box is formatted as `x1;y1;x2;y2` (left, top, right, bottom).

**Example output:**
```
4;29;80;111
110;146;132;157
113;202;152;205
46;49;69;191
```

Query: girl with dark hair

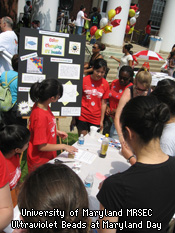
71;59;109;136
151;85;175;156
27;78;77;173
110;44;133;73
106;66;134;139
0;123;30;208
84;42;106;75
97;95;175;233
18;163;89;233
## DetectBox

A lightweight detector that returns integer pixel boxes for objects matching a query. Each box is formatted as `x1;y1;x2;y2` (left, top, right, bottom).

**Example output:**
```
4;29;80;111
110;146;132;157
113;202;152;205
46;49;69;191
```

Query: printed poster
41;35;65;56
27;57;43;73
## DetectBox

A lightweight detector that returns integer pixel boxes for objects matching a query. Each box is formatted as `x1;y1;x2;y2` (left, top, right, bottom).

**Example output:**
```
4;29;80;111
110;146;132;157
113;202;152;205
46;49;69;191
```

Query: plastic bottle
99;134;109;158
84;173;94;195
78;134;84;145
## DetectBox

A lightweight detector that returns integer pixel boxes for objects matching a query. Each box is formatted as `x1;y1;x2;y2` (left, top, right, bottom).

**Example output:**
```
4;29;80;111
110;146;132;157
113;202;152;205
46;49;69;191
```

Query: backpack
0;72;17;112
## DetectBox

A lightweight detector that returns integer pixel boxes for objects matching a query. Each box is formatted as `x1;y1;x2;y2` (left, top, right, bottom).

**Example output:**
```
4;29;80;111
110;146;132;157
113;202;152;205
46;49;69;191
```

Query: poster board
17;27;86;117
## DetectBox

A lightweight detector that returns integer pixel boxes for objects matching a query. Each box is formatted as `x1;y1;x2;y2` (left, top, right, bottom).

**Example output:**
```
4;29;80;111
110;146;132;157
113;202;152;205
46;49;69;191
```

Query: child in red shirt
0;124;30;208
27;78;77;173
0;151;12;231
71;59;109;136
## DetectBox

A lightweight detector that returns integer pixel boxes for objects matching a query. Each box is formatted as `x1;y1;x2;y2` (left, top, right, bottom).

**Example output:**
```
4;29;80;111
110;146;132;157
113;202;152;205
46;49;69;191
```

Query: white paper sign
22;73;46;83
58;85;77;103
61;107;81;116
58;63;80;80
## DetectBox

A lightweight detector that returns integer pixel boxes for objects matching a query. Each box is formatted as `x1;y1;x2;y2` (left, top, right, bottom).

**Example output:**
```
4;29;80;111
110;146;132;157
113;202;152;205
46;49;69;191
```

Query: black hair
93;58;107;70
147;20;152;25
120;96;170;143
151;85;175;116
30;78;63;103
157;79;175;87
124;44;133;52
0;123;30;155
12;54;18;72
96;42;106;51
92;7;98;12
172;44;175;49
18;163;89;233
119;65;134;83
80;5;85;10
169;52;175;60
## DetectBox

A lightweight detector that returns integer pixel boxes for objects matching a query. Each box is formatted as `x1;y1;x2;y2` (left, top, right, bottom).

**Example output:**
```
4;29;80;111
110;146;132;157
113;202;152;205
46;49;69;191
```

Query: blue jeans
76;26;83;35
109;123;119;140
142;34;149;46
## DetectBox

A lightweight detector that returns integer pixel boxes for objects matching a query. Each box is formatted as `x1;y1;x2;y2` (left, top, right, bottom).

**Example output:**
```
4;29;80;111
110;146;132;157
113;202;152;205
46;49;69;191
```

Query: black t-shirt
97;156;175;233
90;12;101;28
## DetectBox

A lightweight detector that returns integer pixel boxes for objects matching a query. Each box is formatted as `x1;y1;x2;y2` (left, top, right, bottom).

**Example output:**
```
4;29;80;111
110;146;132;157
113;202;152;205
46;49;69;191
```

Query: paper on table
74;149;97;164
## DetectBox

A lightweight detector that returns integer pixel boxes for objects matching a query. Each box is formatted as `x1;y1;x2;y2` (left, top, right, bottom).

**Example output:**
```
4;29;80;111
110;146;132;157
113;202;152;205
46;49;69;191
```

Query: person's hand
110;109;116;117
105;106;111;116
110;56;114;59
57;130;68;139
63;145;78;154
121;142;136;165
88;19;91;21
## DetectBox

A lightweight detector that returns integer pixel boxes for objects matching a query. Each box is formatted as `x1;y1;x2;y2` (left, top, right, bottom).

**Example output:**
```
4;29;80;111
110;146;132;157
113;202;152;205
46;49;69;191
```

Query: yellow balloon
128;27;134;34
95;29;103;39
103;25;113;34
108;9;116;21
127;20;130;25
129;9;135;17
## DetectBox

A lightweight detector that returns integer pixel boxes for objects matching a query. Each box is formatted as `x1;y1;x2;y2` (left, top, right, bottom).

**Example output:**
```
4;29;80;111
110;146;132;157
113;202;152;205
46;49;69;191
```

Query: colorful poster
27;57;43;73
41;35;65;56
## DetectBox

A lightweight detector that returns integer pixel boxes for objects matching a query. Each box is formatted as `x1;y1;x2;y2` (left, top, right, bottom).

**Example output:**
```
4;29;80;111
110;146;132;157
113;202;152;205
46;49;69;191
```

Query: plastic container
99;134;109;158
78;134;84;145
84;173;94;195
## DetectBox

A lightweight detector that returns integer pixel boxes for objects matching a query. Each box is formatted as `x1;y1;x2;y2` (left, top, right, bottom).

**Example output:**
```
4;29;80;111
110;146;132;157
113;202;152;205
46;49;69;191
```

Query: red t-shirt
78;75;109;125
6;154;21;190
146;25;151;34
0;151;10;188
109;80;133;111
27;104;57;173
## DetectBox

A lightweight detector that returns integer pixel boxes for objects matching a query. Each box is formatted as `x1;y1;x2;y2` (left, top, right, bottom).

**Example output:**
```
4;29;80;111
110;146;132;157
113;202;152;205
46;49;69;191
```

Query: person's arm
100;99;107;130
114;88;130;143
38;143;78;154
82;16;91;21
56;130;68;140
84;67;93;75
98;203;118;233
110;56;120;63
0;183;13;231
128;60;132;67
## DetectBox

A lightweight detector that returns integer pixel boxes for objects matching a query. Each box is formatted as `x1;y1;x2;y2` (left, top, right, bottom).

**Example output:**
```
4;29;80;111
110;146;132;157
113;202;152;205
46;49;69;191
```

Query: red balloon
125;25;130;34
130;4;138;12
111;19;121;27
115;6;122;15
90;26;98;36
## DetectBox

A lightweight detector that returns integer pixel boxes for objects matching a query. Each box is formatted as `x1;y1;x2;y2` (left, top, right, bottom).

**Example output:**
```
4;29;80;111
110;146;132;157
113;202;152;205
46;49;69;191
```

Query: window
150;0;166;29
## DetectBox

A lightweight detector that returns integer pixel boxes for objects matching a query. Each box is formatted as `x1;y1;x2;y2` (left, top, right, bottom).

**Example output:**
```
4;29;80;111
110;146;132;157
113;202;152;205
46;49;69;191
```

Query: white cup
90;126;99;137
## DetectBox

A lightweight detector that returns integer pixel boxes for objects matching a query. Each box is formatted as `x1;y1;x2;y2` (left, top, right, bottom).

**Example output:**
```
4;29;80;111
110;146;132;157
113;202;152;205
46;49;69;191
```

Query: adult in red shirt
142;20;152;46
27;79;77;173
106;66;134;139
0;124;30;207
71;59;109;136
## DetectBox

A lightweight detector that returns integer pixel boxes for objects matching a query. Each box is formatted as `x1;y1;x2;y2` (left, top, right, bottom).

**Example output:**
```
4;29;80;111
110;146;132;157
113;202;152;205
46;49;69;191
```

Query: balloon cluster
90;6;122;39
125;4;140;34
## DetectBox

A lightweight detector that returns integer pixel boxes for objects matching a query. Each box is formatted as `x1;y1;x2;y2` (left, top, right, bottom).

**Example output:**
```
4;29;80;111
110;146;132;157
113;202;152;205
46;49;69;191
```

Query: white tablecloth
5;133;130;232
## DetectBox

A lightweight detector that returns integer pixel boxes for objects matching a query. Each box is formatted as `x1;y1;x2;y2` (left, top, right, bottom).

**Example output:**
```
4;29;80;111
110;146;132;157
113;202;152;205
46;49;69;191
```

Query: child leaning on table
27;78;78;173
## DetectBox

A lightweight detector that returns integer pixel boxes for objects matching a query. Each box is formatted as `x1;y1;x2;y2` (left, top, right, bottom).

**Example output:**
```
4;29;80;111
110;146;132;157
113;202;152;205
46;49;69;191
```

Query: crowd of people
1;6;175;233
